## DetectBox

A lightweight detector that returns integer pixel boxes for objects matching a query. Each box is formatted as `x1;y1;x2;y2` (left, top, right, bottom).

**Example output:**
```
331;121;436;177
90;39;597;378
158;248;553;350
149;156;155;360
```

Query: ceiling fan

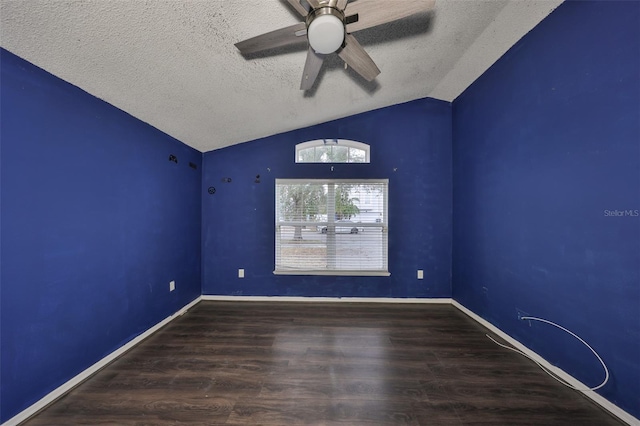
235;0;436;90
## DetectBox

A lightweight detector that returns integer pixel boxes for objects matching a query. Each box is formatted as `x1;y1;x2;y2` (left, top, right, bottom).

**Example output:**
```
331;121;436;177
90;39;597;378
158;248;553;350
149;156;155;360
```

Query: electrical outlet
417;270;424;279
169;280;175;292
238;269;245;278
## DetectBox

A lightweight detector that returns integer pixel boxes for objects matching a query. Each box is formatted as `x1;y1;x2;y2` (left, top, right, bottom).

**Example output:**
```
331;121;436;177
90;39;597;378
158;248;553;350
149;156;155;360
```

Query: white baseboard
2;296;202;426
201;295;452;304
452;300;639;426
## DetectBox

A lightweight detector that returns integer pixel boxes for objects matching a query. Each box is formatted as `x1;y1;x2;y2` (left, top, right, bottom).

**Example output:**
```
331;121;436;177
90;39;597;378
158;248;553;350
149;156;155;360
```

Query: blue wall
452;1;639;417
202;99;452;298
0;49;202;422
2;0;638;421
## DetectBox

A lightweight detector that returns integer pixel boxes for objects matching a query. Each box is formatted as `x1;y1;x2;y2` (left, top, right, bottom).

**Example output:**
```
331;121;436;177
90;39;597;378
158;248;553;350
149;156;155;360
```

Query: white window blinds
275;179;389;276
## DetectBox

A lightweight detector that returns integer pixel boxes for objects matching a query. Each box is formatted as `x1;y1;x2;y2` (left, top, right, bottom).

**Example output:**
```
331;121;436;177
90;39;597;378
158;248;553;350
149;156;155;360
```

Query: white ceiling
0;0;562;153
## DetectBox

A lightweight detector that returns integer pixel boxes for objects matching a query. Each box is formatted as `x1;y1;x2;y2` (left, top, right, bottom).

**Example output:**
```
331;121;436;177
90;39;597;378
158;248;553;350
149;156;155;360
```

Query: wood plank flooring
24;301;624;425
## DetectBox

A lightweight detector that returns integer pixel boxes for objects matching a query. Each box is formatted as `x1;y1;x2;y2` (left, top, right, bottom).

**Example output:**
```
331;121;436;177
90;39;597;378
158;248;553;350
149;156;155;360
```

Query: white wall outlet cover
169;280;176;291
238;269;245;278
417;270;424;279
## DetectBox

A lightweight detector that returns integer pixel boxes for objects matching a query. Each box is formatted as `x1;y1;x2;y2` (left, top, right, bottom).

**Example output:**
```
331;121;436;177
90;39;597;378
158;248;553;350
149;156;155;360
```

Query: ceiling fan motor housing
306;6;346;54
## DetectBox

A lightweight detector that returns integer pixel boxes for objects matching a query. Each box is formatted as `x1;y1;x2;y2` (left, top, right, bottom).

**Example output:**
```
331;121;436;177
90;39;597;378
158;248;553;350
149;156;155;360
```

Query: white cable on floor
486;315;609;391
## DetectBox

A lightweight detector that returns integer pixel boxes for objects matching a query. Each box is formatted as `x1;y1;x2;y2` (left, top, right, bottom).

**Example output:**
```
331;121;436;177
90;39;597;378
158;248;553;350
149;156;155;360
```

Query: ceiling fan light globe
307;14;344;54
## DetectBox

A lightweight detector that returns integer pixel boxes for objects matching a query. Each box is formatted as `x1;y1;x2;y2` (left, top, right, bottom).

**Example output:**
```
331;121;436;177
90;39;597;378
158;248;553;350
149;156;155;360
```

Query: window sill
273;270;391;277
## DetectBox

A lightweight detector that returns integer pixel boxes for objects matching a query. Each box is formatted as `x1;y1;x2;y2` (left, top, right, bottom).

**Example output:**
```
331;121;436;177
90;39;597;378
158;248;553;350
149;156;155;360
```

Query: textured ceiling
0;0;562;153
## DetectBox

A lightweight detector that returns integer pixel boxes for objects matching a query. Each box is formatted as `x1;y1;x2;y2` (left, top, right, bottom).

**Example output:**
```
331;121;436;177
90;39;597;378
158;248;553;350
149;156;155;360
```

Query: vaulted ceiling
1;0;562;152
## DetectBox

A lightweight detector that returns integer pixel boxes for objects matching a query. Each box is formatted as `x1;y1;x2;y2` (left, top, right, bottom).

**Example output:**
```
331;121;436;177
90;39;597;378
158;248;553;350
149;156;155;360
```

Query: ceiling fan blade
338;34;380;81
336;0;348;10
300;47;324;90
345;0;435;33
286;0;308;17
306;0;321;9
235;22;307;55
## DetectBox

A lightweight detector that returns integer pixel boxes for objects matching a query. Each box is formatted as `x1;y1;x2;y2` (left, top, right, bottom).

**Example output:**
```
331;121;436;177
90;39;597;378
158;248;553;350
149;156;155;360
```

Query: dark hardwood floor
24;301;624;425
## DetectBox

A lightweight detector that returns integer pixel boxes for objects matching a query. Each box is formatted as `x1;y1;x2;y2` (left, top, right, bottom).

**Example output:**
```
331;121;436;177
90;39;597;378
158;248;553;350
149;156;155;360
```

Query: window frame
274;178;389;276
295;139;371;163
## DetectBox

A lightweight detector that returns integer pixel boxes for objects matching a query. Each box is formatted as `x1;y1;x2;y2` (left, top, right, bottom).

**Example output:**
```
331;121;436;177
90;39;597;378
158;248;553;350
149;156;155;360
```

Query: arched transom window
295;139;370;163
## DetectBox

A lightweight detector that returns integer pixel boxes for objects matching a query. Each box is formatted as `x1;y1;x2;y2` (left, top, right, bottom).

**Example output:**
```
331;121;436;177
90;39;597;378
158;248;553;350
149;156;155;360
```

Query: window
275;179;389;276
296;139;370;163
